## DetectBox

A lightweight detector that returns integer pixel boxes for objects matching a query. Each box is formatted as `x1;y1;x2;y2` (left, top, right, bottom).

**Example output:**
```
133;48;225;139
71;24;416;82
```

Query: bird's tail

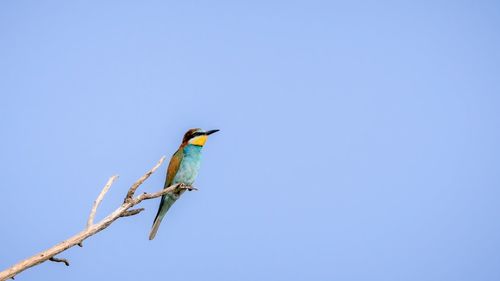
149;193;179;240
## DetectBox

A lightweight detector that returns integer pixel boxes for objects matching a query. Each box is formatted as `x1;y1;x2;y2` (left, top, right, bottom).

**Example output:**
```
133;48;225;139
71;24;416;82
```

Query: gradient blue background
1;1;499;280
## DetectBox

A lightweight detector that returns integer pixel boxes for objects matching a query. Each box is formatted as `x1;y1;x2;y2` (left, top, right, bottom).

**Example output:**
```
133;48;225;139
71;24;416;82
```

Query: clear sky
1;1;499;280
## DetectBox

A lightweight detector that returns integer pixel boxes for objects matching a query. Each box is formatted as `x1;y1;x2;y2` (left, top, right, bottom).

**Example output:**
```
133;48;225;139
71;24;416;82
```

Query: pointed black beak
205;129;219;135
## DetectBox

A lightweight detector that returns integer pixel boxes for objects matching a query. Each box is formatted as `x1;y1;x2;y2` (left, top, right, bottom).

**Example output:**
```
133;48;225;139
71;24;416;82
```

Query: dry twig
0;156;190;281
87;175;118;228
124;156;166;203
120;208;145;217
49;257;69;266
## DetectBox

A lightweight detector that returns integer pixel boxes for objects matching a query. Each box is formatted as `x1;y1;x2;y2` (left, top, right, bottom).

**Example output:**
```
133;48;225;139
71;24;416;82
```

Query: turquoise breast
172;144;203;185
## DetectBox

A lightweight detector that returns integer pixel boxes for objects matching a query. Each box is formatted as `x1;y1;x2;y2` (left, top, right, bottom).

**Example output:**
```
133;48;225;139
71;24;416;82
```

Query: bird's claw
178;183;198;191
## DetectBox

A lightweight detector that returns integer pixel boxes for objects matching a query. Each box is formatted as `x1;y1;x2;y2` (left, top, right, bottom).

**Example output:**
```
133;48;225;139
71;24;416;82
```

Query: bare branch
49;257;69;266
124;156;166;203
87;175;118;228
119;208;145;217
0;156;193;281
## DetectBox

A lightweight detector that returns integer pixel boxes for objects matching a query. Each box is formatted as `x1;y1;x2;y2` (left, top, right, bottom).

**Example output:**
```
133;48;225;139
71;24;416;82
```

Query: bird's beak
205;129;219;135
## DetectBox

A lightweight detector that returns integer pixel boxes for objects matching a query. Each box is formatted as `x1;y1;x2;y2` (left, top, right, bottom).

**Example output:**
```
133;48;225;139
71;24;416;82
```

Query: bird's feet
178;183;198;191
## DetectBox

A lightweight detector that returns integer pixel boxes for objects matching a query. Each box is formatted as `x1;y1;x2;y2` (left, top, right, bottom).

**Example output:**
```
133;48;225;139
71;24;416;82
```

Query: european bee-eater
149;128;219;240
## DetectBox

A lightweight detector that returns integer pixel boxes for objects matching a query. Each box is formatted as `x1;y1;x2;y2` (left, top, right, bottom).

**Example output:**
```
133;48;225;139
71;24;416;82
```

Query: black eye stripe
191;132;205;138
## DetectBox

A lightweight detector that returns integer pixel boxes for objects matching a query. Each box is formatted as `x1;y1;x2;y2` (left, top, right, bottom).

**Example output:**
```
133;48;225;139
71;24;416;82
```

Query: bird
149;128;219;240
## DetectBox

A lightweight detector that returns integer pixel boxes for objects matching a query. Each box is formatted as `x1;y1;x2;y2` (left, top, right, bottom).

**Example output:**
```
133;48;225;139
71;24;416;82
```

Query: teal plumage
173;144;203;185
149;128;218;240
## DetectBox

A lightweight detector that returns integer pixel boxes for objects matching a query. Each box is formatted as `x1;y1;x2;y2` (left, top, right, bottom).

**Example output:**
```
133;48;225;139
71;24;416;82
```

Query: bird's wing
149;147;184;240
164;147;184;188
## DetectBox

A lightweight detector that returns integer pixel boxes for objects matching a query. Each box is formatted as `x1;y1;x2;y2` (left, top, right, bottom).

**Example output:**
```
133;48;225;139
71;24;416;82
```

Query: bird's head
182;128;219;146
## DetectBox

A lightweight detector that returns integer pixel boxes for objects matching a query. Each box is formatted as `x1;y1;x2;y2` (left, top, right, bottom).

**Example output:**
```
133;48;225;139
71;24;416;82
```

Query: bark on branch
0;156;191;281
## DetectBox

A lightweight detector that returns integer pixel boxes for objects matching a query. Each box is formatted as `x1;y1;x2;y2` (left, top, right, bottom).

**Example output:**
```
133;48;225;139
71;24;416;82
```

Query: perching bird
149;128;219;240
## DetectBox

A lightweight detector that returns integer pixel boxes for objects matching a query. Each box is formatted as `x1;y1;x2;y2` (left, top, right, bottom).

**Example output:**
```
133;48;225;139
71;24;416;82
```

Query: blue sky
1;1;500;280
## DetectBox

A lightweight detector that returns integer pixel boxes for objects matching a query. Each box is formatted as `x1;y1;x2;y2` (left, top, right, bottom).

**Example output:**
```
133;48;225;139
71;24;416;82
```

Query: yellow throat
189;135;208;146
